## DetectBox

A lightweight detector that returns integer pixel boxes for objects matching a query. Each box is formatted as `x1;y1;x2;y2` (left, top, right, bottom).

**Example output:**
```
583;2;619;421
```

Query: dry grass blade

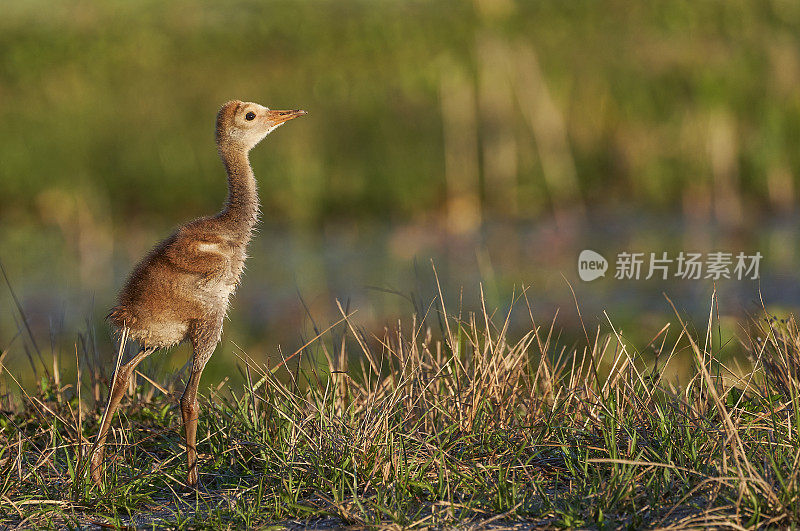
1;283;800;527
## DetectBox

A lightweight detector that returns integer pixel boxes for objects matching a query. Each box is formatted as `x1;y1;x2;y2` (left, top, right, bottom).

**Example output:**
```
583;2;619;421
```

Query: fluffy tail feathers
107;306;137;330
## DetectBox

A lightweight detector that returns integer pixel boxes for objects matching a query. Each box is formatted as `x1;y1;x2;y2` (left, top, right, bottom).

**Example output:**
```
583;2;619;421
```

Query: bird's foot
183;475;207;495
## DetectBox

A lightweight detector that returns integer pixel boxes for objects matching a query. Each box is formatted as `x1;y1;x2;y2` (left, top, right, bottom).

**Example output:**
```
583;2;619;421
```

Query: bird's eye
245;111;256;121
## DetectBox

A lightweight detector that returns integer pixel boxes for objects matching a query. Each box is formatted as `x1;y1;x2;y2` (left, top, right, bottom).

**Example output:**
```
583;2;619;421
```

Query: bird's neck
218;145;260;239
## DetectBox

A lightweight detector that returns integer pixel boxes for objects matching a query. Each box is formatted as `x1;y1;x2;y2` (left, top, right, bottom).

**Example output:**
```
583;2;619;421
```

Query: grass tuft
1;287;799;528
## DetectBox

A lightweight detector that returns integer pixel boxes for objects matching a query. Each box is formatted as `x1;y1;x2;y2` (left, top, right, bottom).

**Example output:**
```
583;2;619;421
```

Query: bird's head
215;100;306;151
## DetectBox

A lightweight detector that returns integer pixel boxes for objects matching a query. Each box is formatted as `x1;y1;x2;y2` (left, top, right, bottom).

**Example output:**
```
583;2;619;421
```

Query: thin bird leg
90;345;156;486
180;355;211;487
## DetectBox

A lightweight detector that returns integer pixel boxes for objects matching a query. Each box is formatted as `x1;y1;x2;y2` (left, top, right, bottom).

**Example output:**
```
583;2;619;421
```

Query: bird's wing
163;230;231;276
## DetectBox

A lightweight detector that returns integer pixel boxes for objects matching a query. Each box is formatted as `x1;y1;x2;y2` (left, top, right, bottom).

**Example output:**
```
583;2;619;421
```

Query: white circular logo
578;250;608;281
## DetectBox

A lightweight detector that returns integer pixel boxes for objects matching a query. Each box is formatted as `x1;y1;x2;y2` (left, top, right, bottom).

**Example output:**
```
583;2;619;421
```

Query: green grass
1;283;800;528
2;1;800;226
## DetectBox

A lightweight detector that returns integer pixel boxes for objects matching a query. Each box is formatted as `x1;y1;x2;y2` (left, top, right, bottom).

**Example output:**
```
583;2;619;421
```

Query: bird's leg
90;346;155;487
180;351;212;488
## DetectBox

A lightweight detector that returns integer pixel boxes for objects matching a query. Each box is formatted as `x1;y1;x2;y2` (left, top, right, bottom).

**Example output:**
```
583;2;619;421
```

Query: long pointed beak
266;109;307;126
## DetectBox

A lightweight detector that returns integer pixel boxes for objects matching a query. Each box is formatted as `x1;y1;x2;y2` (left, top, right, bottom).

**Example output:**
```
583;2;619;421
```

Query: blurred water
1;212;798;385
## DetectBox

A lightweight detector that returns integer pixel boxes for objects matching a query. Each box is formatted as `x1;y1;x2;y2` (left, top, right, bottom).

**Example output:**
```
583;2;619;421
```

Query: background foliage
2;1;800;227
1;1;799;383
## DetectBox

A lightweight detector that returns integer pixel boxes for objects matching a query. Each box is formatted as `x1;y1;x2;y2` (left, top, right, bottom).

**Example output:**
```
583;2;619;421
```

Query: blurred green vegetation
2;0;800;229
2;0;800;393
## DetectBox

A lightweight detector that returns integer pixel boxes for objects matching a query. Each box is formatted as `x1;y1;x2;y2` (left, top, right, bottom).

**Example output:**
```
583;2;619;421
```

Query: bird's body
91;100;305;488
108;215;249;351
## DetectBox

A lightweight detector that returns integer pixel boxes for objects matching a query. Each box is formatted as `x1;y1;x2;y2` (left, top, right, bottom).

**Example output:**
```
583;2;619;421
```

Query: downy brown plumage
92;100;306;488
